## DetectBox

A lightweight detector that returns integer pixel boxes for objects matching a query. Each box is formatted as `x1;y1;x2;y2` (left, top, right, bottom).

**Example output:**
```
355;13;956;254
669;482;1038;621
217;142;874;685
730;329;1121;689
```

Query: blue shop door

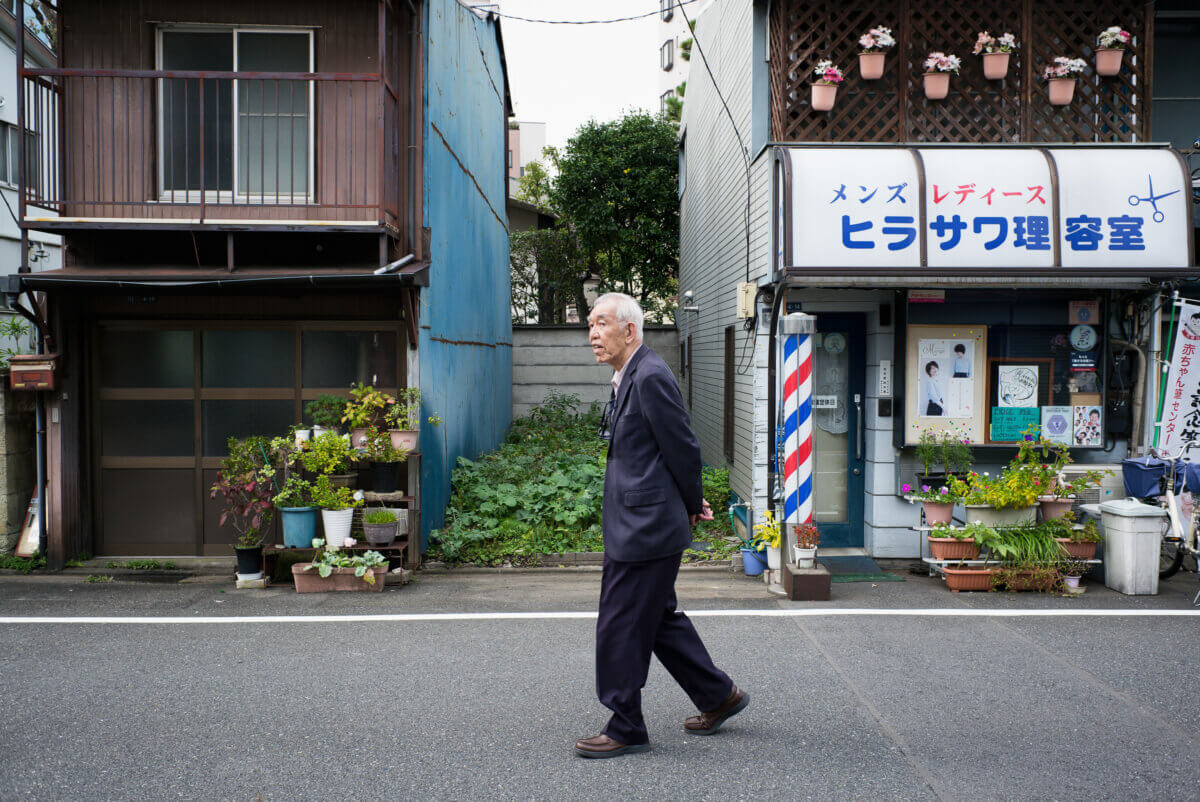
809;313;866;548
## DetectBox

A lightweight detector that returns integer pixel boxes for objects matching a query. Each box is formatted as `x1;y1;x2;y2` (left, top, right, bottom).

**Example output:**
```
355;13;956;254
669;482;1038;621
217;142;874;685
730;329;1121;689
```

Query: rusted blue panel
419;2;511;546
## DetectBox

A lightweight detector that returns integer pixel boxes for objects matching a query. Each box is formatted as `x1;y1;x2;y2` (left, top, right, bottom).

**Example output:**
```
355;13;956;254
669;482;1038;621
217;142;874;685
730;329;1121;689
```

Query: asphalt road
1;568;1198;801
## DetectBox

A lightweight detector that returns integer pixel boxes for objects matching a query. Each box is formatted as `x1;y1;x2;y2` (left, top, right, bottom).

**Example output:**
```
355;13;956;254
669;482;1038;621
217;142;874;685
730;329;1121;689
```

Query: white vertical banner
1158;300;1200;453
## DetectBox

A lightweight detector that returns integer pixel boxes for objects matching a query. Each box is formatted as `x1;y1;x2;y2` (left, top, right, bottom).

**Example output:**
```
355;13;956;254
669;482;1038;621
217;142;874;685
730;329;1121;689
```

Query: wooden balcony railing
20;68;403;232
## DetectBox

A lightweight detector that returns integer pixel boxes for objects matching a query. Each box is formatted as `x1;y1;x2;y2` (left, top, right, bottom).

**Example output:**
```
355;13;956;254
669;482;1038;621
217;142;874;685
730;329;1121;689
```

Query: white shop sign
780;146;1190;270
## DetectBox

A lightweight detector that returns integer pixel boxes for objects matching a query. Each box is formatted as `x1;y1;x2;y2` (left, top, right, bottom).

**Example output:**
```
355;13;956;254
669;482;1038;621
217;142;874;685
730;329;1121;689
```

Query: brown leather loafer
684;685;749;735
574;733;650;758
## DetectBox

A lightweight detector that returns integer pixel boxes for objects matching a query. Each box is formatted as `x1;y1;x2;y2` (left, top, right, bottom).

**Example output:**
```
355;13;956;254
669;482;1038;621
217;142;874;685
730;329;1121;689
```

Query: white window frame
155;25;315;205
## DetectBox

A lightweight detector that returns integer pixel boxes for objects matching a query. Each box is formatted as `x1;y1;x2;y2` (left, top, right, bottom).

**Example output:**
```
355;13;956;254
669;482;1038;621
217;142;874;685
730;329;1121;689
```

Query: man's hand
690;498;714;527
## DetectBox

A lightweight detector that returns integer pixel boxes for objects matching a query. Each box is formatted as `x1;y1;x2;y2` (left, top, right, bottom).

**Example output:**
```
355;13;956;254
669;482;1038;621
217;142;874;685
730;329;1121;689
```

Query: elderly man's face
588;301;635;367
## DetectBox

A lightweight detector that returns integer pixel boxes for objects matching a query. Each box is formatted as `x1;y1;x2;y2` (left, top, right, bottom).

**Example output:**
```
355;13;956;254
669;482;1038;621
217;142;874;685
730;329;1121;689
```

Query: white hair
594;292;644;340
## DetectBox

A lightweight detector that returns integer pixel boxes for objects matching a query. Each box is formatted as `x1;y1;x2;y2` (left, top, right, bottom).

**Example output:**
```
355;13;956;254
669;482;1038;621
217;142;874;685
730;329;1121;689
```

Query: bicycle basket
1121;457;1183;498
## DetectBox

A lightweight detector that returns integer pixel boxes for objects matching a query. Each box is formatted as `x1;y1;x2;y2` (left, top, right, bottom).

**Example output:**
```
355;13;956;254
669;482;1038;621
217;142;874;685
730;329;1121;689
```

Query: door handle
854;394;863;462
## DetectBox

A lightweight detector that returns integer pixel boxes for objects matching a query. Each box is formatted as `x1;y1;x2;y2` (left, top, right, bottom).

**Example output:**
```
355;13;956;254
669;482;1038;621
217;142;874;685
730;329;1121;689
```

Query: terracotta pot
1048;78;1076;105
327;472;357;489
1001;569;1057;592
927;536;980;561
292;564;387;593
943;566;995;592
982;52;1010;80
923;72;950;100
1039;496;1075;520
1055;538;1098;560
1096;47;1124;76
963;504;1037;528
859;51;886;80
389;429;419;452
811;82;838;111
921;500;955;525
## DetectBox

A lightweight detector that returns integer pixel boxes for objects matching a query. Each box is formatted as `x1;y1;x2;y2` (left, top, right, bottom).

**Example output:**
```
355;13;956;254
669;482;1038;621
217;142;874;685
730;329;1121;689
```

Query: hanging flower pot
809;59;844;112
982;52;1011;80
858;52;886;80
856;26;894;80
1048;78;1076;105
923;72;950;100
1095;48;1124;76
811;83;838;111
1094;26;1131;76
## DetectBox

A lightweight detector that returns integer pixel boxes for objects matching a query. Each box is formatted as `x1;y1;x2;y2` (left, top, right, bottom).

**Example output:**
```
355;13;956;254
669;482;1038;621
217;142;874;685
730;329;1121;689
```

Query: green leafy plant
209;436;276;548
792;522;820;549
941;434;974;474
915;429;942;476
342;383;395;429
752;510;781;551
305;395;348;429
0;315;32;370
902;481;957;502
361;428;409;463
0;553;45;573
991;522;1063;566
86;575;114;583
300;431;355;476
983;465;1043;510
273;475;314;508
386;387;441;432
310;475;364;511
304;538;386;584
105;559;177;570
948;471;992;506
364;507;398;525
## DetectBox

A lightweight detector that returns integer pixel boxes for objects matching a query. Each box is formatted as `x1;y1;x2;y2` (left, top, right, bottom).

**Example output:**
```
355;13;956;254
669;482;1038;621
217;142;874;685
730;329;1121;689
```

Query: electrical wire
465;0;702;24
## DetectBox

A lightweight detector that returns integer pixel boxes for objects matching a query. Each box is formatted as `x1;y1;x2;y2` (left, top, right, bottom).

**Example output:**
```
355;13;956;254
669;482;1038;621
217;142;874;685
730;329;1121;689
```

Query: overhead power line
464;0;701;25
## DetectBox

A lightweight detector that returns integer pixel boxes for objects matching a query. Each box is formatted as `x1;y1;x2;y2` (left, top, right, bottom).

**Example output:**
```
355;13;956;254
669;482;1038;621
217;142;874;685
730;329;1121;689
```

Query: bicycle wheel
1160;519;1185;579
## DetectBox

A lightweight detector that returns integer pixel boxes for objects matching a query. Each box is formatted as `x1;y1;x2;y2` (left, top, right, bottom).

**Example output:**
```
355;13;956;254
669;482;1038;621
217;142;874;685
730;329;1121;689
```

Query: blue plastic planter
741;548;767;576
280;506;320;548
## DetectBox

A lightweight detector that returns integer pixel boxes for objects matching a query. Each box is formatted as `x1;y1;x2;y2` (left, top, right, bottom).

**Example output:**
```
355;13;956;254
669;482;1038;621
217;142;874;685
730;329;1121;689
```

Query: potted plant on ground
1057;555;1090;595
361;427;410;493
922;51;961;100
362;507;399;547
927;521;986;562
311;475;364;549
810;60;845;111
300;430;357;488
1043;56;1087;105
753;509;782;571
991;522;1063;591
973;30;1017;79
791;522;820;568
293;537;387;592
342;383;395;448
385;387;441;452
914;428;946;490
210;436;276;580
306;395;348;436
857;25;894;80
1095;26;1131;76
940;523;1009;592
273;475;319;548
905;481;957;525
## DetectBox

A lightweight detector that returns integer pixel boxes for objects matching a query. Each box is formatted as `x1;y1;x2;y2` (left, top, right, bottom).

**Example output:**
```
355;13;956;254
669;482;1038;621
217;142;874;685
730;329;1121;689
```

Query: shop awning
771;144;1198;282
4;261;431;293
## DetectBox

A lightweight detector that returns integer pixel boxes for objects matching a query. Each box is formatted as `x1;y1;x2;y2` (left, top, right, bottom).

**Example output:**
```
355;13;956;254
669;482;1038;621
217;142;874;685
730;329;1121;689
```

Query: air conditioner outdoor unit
1061;464;1125;511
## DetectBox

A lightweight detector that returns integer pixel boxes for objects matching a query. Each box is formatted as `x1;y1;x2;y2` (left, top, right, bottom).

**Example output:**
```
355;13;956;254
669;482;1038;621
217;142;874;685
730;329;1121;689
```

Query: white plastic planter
321;508;355;549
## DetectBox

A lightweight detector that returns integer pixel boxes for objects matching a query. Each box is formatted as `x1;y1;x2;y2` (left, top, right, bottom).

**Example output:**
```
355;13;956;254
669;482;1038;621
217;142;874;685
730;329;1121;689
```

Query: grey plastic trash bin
1098;498;1165;595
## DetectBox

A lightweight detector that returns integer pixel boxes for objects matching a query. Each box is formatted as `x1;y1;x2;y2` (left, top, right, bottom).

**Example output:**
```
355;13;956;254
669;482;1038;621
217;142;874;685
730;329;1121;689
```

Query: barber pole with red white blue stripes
781;313;817;531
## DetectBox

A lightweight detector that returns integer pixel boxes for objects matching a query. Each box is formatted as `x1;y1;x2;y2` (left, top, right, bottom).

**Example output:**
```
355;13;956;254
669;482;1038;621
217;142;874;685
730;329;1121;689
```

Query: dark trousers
596;552;733;745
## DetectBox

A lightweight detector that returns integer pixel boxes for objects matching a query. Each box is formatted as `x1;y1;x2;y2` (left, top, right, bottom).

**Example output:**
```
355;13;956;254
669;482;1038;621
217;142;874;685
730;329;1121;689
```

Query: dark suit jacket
602;344;703;562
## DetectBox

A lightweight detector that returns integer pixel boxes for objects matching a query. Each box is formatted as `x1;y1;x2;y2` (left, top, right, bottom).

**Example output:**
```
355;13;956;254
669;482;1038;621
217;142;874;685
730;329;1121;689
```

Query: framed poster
987;358;1054;442
904;324;987;445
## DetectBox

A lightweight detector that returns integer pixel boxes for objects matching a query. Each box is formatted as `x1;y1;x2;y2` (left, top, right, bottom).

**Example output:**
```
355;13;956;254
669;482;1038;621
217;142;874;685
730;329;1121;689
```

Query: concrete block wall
512;326;680;418
0;384;35;553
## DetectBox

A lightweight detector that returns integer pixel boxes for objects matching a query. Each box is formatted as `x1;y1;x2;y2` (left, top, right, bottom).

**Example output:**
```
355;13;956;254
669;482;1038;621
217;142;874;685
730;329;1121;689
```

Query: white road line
0;608;1197;624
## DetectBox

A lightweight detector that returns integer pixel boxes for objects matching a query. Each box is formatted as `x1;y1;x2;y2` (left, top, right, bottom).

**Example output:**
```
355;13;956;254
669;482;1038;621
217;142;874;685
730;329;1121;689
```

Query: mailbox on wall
9;354;58;391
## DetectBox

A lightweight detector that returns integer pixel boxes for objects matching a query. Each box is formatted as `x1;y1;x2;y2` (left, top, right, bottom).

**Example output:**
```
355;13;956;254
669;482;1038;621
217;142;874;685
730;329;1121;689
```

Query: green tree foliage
550;112;680;319
510;227;586;324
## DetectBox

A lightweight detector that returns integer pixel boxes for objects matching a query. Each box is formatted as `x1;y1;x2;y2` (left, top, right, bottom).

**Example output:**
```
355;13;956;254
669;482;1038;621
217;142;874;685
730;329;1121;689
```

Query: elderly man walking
574;292;747;759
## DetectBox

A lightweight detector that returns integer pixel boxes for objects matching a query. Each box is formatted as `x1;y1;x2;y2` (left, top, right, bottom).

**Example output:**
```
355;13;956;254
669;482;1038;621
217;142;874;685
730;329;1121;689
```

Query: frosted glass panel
302;331;398;388
202;330;294;388
100;330;193;388
101;400;194;456
812;332;849;522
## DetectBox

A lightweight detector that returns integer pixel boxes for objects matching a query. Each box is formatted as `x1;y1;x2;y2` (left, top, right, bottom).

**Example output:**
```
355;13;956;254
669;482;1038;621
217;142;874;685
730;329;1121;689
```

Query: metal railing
20;68;401;229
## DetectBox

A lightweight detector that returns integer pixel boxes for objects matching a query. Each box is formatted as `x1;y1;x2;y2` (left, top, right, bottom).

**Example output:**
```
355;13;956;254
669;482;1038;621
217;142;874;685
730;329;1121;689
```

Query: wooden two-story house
6;0;513;567
678;0;1199;561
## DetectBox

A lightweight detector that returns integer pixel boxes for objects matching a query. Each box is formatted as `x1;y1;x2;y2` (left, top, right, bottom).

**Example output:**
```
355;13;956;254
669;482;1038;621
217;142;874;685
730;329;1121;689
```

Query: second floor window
158;27;313;201
661;0;674;22
661;40;674;72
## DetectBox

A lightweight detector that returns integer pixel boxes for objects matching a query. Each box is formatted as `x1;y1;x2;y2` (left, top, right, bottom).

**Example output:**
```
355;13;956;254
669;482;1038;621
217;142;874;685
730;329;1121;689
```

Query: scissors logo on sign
1127;174;1180;223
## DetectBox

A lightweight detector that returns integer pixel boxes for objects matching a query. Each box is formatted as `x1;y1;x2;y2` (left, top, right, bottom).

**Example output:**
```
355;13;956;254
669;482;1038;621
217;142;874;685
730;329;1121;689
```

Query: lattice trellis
770;0;1152;144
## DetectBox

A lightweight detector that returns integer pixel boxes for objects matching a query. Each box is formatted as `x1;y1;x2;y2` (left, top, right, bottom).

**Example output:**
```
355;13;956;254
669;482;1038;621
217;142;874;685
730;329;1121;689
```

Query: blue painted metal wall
419;1;512;546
